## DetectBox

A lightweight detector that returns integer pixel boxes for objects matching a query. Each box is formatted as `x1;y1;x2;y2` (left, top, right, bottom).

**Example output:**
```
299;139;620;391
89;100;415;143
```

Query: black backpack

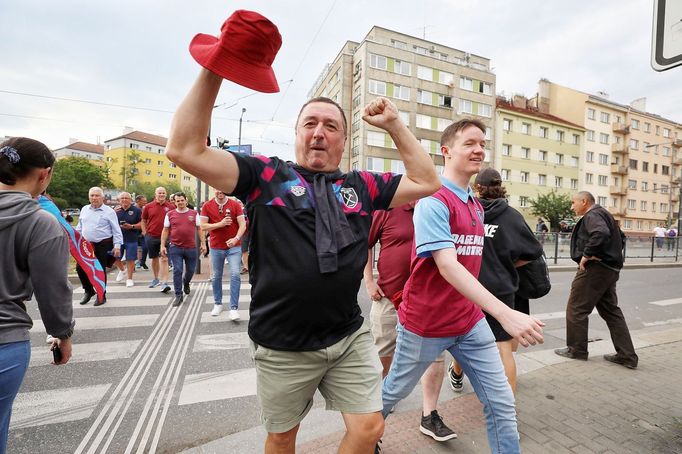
516;253;551;299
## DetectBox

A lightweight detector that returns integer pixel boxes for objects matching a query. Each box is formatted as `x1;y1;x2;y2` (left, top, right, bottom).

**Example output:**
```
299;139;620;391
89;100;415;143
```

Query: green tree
529;190;573;232
48;157;112;208
120;149;141;190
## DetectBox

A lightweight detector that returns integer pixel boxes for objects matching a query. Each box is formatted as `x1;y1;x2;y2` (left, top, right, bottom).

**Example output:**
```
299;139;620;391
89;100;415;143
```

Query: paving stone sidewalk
297;340;682;454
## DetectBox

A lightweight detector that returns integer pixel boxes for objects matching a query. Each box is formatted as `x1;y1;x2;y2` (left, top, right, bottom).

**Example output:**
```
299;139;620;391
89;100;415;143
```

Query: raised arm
166;69;240;193
362;97;440;207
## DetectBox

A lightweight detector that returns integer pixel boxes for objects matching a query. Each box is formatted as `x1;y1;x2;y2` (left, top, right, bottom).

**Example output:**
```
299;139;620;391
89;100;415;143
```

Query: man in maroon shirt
363;202;456;442
141;187;174;292
160;193;205;306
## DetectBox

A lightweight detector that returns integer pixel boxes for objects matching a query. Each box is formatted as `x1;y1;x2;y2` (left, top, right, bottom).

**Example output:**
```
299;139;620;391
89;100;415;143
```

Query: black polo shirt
231;153;401;351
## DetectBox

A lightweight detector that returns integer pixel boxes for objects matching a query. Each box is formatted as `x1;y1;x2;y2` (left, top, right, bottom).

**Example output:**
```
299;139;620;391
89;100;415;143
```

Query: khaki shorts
369;297;398;357
250;322;383;433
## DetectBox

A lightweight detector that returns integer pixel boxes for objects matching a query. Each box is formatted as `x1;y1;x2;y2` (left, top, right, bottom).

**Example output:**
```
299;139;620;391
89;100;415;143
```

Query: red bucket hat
189;10;282;93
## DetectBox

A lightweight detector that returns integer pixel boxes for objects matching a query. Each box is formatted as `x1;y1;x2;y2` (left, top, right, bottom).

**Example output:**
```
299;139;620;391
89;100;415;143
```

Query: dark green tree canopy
48;157;112;208
529;190;574;232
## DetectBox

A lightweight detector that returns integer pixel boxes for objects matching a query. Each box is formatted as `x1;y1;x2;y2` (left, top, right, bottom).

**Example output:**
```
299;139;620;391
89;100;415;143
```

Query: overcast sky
1;0;679;162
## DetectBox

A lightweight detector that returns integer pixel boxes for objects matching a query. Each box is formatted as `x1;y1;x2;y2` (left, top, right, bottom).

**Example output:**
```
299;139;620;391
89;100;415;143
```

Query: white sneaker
115;270;125;282
211;305;223;316
229;309;240;321
46;335;55;344
126;279;135;287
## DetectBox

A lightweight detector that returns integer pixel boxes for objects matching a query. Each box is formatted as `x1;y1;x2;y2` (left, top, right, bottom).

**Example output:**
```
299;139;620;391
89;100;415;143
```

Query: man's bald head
571;191;595;216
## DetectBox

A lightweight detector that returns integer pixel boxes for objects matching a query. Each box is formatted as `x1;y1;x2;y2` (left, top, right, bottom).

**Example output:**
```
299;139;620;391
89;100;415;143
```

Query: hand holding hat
189;10;282;93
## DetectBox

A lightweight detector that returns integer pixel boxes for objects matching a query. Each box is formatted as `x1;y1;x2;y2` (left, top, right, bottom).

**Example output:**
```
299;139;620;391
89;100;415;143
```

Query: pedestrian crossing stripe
29;340;143;367
178;368;257;406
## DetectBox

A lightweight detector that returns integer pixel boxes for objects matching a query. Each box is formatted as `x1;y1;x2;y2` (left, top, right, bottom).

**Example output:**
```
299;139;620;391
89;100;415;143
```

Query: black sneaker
172;295;183;307
447;362;464;392
183;282;190;295
420;410;457;441
603;353;637;369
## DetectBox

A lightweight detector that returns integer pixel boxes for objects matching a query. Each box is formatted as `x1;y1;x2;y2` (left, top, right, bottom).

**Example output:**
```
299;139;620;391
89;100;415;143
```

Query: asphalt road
9;266;682;453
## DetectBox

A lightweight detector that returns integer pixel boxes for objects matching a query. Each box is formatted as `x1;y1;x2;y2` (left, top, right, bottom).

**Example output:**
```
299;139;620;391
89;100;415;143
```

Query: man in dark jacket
555;191;638;369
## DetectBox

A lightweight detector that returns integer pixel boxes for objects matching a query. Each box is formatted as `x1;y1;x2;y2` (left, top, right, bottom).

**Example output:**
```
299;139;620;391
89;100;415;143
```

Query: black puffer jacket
477;198;544;299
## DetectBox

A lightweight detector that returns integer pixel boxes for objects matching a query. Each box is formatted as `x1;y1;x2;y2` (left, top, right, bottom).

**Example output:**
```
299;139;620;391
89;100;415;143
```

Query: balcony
673;156;682;166
609;186;627;195
672;139;682;149
611;164;629;175
608;206;626;216
611;143;628;155
673;176;681;185
672;194;680;203
612;122;630;134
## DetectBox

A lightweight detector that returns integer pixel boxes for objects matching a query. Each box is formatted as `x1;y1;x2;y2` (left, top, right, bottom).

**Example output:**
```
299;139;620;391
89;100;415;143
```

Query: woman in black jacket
448;168;543;395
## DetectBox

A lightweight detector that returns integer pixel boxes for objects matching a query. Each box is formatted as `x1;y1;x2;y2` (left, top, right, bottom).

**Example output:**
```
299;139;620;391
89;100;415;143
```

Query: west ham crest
340;188;358;209
291;185;306;197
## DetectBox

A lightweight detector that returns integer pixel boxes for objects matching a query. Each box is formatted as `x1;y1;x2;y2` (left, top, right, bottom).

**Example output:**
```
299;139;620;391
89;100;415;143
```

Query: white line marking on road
193;333;250;352
648;298;682;306
10;384;111;430
178;368;257;406
30;340;142;367
643;318;682;327
33;314;159;332
73;298;167;308
531;309;597;321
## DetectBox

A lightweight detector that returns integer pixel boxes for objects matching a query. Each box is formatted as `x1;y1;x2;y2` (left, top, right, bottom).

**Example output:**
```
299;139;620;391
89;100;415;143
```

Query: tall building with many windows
309;26;496;173
54;141;105;165
495;96;583;227
538;79;682;234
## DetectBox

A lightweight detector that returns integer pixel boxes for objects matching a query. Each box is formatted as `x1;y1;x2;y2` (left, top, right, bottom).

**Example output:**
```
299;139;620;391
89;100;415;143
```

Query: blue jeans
382;319;519;454
210;247;241;309
168;245;197;296
0;341;30;454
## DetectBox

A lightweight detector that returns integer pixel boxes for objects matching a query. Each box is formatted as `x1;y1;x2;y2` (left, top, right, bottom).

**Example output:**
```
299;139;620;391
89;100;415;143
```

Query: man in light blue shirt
75;187;122;306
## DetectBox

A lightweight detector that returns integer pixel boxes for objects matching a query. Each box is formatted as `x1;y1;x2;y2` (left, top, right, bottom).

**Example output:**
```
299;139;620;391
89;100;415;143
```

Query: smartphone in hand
52;345;63;363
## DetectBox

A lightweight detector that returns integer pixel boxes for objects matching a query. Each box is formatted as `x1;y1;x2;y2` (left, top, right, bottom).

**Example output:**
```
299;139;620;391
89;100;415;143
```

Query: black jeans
76;238;113;296
565;262;638;364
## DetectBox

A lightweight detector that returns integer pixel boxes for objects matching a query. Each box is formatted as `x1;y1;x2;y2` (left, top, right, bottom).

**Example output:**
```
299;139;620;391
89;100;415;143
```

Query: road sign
652;0;682;71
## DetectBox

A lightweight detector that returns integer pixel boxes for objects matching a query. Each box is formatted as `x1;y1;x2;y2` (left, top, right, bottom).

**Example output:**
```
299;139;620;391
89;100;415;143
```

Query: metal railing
537;233;681;264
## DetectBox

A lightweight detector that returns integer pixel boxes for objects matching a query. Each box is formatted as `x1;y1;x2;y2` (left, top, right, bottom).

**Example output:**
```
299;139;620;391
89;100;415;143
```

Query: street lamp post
238;108;246;154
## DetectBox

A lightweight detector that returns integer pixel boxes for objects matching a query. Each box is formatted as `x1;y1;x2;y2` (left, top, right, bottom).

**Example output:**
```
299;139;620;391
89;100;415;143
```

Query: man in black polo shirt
167;40;439;454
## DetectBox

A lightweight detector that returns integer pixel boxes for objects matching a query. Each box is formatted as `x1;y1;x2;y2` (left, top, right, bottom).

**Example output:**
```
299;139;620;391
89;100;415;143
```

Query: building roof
496;98;584;130
55;141;104;154
105;130;168;147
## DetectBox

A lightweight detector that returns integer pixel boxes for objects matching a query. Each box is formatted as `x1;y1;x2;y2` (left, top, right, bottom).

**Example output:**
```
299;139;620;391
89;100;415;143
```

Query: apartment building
538;79;682;234
309;26;496;173
54;141;105;165
495;96;583;227
103;130;197;194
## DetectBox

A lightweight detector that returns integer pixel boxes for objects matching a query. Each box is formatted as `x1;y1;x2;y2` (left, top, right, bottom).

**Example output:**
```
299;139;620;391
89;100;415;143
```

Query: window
662;146;671;157
393;40;407;50
459;99;473;114
642;181;648;191
459;76;473;91
570;156;579;167
479;82;493;95
598;175;608;186
652;202;656;212
587;108;596;120
145;158;151;164
417;65;433;81
662;165;670;175
586;151;594;162
414;45;428;55
436;118;450;132
663;128;671;138
538;174;546;185
586;173;594;184
555;176;563;188
631;119;640;129
599;133;610;144
369;54;387;70
438;95;453;108
399;110;410;125
419;139;438;153
539;127;548;138
600;112;610;123
368;79;386;96
599;154;609;165
571;178;578;190
539;150;547;161
367;131;385;147
662;203;669;212
417;89;433;105
629;159;638;170
598;196;607;206
501;169;511;181
519;196;529;207
624;220;632;229
438;71;454;85
390;160;405;174
629;139;639;149
656;125;661;135
502;144;511;156
521;123;531;135
587;130;595;141
478;103;492;118
367;157;384;172
145;146;152;151
556;130;565;142
555;153;564;165
654;163;658;173
394;60;411;75
157;160;163;166
644;122;651;133
521;147;530;159
520;171;529;183
572;134;580;145
416;114;431;129
641;201;647;211
628;199;636;210
503;119;512;132
169;173;177;180
392;85;409;100
628;179;637;189
637;220;644;230
157;171;163;177
485;127;492;140
642;161;649;172
145;170;151;176
129;143;139;149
